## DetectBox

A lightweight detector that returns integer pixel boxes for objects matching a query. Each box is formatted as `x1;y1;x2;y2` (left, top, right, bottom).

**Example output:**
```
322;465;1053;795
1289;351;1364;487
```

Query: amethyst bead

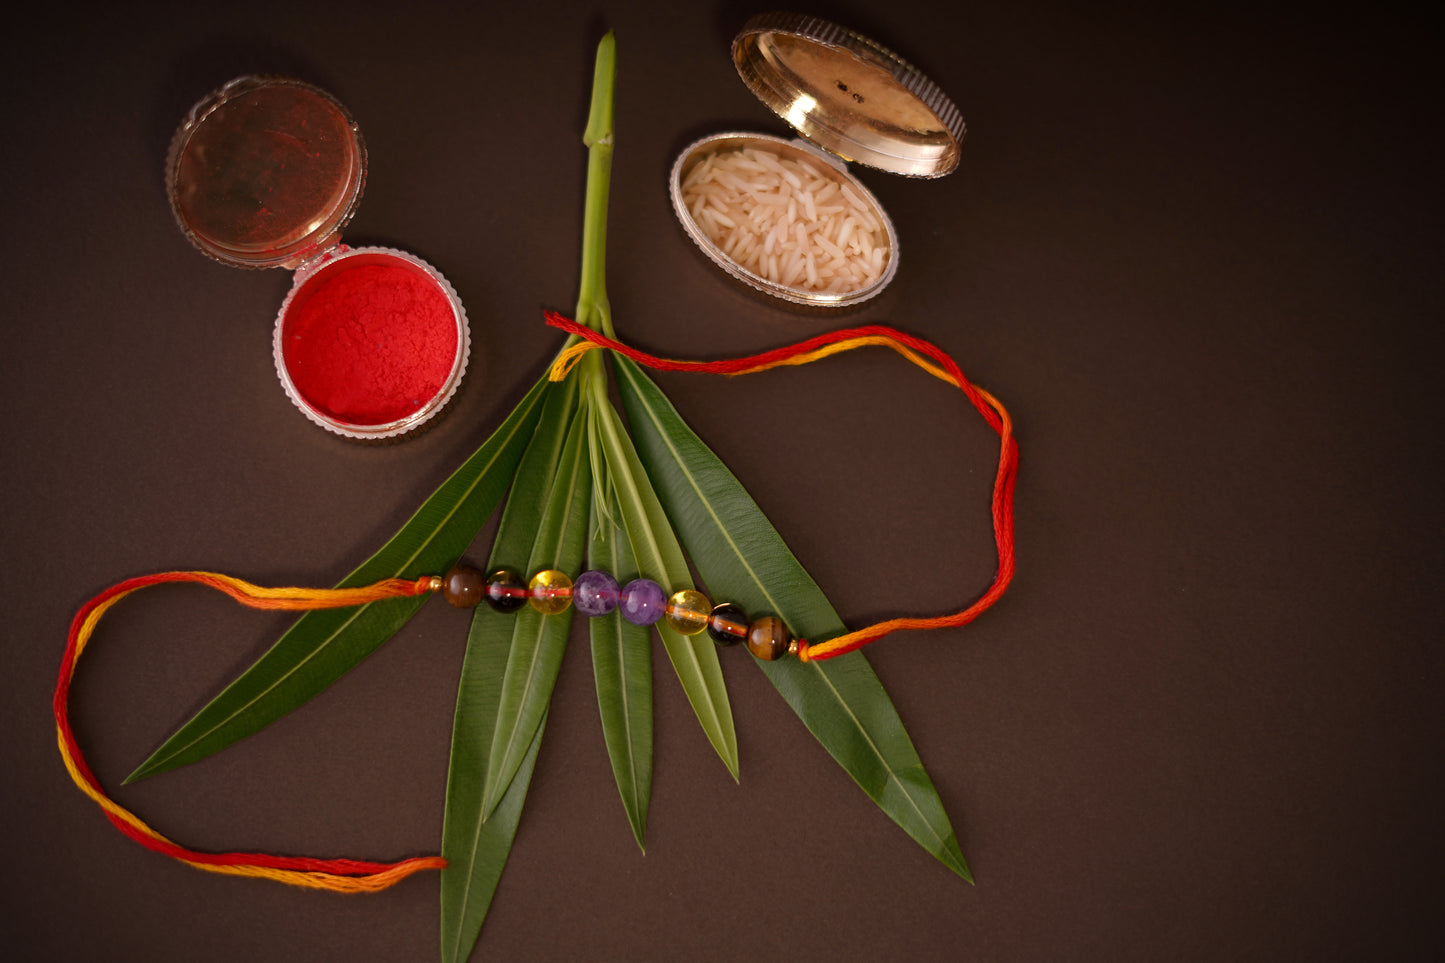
573;570;620;616
619;578;666;626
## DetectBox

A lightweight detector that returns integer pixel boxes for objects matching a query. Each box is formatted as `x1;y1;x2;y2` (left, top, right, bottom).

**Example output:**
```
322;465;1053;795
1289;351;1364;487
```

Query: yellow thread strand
550;342;598;381
730;335;960;387
58;571;446;894
175;858;447;892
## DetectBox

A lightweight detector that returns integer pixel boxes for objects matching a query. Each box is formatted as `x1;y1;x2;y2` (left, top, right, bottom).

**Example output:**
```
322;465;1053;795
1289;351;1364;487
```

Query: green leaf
592;392;738;780
440;686;547;963
439;378;584;963
614;356;971;881
587;465;652;850
440;35;618;961
478;400;592;819
126;376;552;783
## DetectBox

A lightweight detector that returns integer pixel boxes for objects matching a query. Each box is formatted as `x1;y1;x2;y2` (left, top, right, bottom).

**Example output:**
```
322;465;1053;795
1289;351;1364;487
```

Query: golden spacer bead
528;569;573;615
664;588;711;635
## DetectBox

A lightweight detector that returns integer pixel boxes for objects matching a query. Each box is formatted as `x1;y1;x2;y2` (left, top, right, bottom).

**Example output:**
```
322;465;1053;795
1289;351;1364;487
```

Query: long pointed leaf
438;379;585;963
479;407;591;818
127;377;552;783
593;396;738;780
614;356;971;880
440;693;546;963
587;476;652;849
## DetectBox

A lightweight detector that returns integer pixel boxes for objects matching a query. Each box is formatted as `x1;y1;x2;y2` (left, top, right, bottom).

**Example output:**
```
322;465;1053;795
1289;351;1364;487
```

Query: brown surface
3;2;1440;960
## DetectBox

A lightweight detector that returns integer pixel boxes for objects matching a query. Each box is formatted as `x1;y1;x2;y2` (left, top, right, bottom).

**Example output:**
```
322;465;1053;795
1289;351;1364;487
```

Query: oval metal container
670;12;966;309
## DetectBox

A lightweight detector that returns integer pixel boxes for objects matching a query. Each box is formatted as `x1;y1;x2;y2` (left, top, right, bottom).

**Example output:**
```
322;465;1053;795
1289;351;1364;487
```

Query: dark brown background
3;1;1439;960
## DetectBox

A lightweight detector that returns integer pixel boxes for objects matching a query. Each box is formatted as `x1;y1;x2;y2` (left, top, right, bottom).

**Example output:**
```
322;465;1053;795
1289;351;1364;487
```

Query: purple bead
573;570;620;616
619;578;666;626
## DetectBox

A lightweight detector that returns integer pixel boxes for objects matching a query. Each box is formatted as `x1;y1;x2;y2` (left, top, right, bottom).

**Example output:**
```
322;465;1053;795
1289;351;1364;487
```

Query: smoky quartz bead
483;567;528;612
707;603;749;646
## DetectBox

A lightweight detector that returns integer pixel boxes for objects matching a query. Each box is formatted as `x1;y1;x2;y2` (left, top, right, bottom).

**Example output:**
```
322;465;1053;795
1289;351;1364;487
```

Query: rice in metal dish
680;146;889;295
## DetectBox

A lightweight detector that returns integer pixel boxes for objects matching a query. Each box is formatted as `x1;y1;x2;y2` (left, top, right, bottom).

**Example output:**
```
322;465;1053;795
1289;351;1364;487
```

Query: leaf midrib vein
624;365;943;846
488;428;587;804
143;397;543;773
602;406;725;740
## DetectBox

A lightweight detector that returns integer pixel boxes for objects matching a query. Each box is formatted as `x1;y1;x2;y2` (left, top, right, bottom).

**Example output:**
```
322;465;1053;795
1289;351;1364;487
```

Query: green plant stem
576;31;617;340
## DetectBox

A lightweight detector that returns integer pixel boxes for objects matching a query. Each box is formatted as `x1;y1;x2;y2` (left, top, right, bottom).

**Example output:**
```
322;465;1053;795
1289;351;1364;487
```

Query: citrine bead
573;570;620;616
442;563;486;608
664;588;711;635
746;616;792;661
707;603;749;646
619;578;666;626
528;570;573;615
483;567;528;612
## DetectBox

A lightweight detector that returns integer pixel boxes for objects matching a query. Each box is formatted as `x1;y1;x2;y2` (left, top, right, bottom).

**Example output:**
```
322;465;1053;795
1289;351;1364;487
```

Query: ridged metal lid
732;12;965;178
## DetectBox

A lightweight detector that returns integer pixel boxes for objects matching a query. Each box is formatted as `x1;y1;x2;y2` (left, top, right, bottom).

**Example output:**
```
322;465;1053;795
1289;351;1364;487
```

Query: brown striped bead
746;616;791;661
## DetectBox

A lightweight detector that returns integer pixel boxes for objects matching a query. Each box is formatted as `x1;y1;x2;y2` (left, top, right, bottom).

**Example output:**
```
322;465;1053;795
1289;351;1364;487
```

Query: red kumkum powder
283;263;457;425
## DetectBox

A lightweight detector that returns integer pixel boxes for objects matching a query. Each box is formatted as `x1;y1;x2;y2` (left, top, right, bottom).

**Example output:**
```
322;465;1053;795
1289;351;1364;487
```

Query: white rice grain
680;146;889;296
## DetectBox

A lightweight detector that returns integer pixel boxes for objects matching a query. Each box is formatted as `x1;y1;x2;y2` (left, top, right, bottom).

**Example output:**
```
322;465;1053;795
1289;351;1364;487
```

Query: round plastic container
670;12;966;309
166;76;470;441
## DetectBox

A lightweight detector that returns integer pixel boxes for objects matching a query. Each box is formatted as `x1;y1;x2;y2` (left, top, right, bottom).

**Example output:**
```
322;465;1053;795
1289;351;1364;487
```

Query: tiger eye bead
664;589;711;635
528;570;573;614
707;603;749;646
573;570;620;616
442;563;486;608
619;578;666;626
746;616;792;661
484;568;528;612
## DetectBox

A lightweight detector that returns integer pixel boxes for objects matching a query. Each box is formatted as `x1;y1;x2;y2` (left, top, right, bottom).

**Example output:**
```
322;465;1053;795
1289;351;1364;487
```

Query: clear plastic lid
166;76;367;269
732;12;965;178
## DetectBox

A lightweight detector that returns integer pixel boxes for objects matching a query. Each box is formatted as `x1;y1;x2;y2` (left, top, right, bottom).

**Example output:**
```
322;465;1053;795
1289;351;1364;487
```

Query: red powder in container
282;263;458;425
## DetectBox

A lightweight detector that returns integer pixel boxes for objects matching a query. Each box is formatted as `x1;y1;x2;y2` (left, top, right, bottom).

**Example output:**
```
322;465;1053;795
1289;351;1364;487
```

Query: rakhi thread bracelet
543;311;1018;663
57;316;1017;893
54;571;448;893
437;564;799;661
433;563;803;659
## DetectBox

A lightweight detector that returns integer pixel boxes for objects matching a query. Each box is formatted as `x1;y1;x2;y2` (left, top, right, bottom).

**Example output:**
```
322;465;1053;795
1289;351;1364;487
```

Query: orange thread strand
544;311;1018;661
63;314;1016;888
55;571;446;892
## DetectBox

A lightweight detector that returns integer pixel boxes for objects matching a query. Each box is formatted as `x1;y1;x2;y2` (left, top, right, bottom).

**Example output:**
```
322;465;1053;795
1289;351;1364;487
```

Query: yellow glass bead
528;569;573;615
664;588;711;635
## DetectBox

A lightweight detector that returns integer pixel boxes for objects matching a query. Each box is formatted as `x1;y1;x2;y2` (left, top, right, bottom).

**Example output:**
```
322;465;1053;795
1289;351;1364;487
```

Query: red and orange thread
59;316;1017;889
54;571;447;893
544;312;1018;662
